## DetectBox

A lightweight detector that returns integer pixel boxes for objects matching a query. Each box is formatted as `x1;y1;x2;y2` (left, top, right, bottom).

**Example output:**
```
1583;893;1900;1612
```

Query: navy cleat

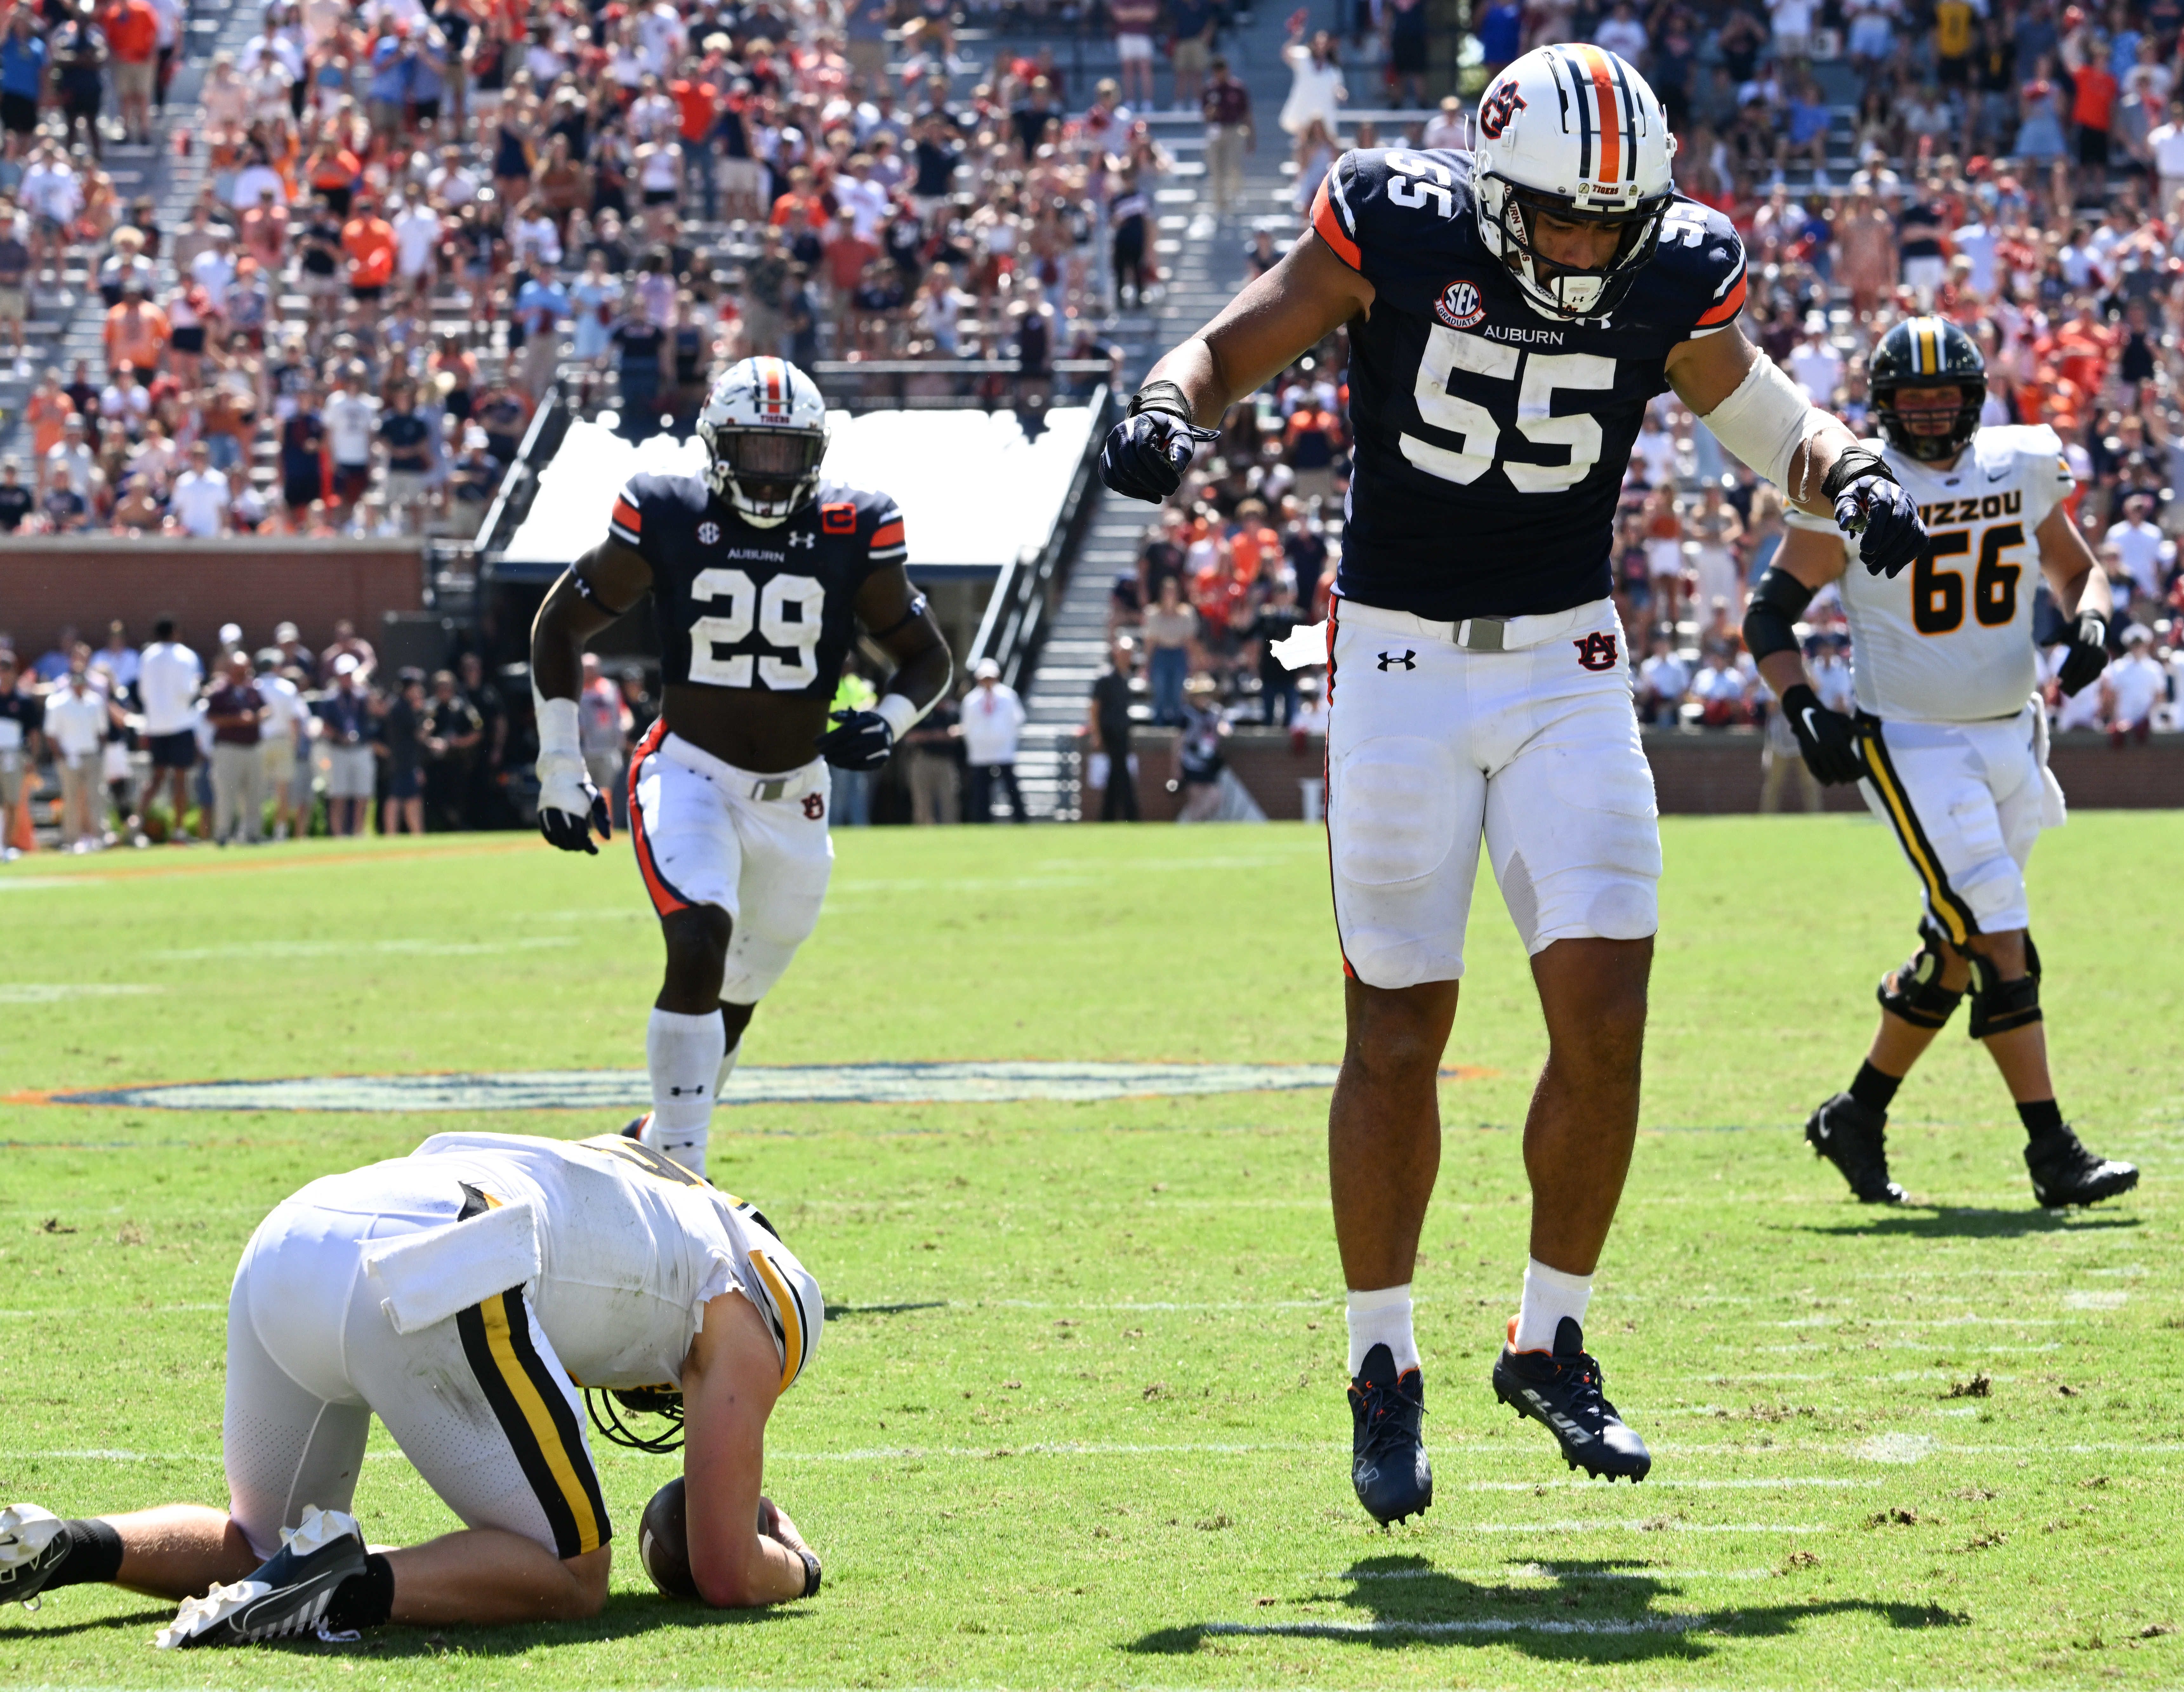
622;1113;650;1140
1348;1343;1432;1525
2025;1127;2139;1208
1805;1092;1905;1204
1492;1316;1652;1483
156;1507;368;1649
0;1505;71;1611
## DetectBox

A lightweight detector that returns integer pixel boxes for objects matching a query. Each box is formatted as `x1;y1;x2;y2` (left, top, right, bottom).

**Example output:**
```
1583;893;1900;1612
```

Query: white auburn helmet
696;356;830;527
1472;45;1678;320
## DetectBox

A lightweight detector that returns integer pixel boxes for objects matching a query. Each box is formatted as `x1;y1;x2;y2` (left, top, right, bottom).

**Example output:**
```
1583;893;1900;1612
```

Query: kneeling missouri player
1101;47;1929;1518
532;356;952;1182
1754;316;2138;1211
0;1132;824;1642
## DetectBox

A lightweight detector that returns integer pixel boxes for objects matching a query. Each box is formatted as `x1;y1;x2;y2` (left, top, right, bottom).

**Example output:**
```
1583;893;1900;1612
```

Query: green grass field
1;815;2179;1689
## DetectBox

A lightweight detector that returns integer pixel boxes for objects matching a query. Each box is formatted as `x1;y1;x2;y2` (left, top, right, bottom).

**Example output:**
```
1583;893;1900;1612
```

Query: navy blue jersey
1310;148;1747;620
607;474;907;697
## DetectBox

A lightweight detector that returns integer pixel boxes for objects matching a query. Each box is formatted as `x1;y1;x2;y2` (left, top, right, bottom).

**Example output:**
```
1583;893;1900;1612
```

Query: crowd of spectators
1083;0;2184;820
0;615;526;847
0;0;1288;538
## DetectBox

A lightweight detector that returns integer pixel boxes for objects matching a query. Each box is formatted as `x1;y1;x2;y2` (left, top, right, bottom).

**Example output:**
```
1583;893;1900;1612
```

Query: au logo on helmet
1435;280;1486;330
1479;81;1526;139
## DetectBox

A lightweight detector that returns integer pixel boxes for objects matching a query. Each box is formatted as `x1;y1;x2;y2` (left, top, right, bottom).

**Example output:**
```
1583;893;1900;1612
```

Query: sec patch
1435;280;1486;330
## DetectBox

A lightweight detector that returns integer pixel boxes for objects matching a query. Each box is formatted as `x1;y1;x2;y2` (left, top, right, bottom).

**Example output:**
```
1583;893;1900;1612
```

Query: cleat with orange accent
1348;1343;1432;1524
1491;1317;1650;1483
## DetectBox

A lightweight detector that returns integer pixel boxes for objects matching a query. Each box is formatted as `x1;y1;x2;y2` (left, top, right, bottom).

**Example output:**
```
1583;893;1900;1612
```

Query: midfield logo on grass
38;1062;1409;1113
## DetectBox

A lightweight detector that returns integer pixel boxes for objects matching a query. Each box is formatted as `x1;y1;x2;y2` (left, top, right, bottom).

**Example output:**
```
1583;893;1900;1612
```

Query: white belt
657;730;827;803
1333;596;1611;653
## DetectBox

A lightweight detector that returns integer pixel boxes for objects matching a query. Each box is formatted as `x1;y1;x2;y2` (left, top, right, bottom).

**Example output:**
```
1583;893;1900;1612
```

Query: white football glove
534;691;611;854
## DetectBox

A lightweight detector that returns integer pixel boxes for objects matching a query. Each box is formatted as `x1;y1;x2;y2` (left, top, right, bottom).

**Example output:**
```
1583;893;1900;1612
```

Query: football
638;1476;697;1599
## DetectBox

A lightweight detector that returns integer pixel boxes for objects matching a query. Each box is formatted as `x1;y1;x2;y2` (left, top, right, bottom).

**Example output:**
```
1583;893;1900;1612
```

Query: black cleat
2026;1127;2139;1208
0;1505;71;1610
622;1113;650;1140
1805;1092;1905;1203
156;1508;368;1649
1492;1317;1652;1483
1348;1343;1432;1524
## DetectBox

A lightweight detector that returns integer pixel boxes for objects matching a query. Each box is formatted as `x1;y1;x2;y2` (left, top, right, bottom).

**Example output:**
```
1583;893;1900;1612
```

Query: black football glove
1823;447;1924;579
1099;400;1222;504
1780;683;1865;785
535;751;611;854
815;709;894;771
1834;476;1925;577
2055;610;2110;697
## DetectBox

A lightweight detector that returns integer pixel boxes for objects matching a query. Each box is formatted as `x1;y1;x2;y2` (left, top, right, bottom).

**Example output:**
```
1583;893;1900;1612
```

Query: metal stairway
1012;16;1305;819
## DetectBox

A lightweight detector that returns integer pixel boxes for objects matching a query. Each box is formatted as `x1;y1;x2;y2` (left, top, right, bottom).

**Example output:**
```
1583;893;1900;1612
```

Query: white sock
644;1008;724;1181
1512;1257;1593;1353
1345;1283;1418;1376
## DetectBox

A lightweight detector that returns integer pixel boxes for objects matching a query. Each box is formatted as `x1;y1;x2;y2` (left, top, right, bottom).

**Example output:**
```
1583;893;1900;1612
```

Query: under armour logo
667;1085;706;1097
1573;631;1619;672
1376;649;1416;671
802;792;825;820
788;530;817;550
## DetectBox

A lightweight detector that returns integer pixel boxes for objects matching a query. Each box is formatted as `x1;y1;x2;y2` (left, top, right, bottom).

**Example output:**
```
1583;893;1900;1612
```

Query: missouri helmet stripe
1914;319;1940;375
455;1288;609;1558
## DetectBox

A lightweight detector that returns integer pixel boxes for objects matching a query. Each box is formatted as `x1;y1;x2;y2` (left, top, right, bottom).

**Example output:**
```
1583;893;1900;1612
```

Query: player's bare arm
810;563;954;774
677;1287;816;1607
1102;232;1369;501
528;536;656;852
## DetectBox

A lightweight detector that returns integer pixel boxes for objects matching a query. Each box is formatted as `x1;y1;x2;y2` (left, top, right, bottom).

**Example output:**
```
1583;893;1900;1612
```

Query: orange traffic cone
9;795;36;853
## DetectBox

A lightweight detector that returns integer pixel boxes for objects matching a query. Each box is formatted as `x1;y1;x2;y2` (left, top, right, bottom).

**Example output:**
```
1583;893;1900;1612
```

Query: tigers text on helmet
1869;316;1986;464
1472;45;1677;320
697;357;830;527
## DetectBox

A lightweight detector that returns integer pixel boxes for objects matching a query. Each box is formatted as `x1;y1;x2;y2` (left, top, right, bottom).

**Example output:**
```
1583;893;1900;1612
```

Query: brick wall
1078;726;2184;819
0;539;425;657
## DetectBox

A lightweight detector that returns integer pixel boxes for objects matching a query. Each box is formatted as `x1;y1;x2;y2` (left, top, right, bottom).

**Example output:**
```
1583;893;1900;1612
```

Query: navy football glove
815;709;894;771
1780;683;1864;785
2055;610;2110;697
1099;391;1223;504
1823;446;1924;578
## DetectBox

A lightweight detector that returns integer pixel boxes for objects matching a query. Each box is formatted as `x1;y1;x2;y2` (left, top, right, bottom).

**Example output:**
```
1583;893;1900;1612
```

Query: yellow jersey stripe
747;1248;806;1392
481;1294;604;1554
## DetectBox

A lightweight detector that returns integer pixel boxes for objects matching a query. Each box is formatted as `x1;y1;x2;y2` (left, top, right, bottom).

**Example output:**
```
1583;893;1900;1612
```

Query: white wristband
533;688;581;761
874;692;925;740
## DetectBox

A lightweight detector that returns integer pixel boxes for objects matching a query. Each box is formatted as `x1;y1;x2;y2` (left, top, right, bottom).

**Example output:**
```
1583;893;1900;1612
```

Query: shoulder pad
815;482;907;559
1310;147;1470;274
1645;195;1747;337
608;471;703;548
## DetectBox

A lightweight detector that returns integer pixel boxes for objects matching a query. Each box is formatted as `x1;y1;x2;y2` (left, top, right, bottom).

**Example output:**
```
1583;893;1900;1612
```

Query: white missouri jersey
296;1130;821;1395
1787;425;2074;723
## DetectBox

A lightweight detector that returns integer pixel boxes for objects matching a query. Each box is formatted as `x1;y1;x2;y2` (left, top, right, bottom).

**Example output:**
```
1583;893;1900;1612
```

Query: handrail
474;389;566;563
964;387;1111;691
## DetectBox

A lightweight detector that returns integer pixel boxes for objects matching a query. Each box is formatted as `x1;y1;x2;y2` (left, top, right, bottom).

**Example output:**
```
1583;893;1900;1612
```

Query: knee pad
1966;933;2043;1040
1877;923;1964;1030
